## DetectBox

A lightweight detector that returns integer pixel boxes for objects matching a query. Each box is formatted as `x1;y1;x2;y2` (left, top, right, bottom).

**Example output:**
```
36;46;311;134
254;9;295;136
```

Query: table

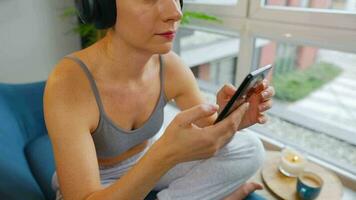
248;151;343;200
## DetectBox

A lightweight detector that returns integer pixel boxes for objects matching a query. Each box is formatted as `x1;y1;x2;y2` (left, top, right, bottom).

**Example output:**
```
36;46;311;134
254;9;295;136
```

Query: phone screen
214;64;272;124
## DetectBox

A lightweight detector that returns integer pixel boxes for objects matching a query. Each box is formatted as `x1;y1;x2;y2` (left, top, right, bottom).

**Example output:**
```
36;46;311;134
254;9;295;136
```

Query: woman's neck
88;30;157;84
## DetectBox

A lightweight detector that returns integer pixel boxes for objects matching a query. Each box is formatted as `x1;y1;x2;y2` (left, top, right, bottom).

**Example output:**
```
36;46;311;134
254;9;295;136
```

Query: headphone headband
75;0;183;29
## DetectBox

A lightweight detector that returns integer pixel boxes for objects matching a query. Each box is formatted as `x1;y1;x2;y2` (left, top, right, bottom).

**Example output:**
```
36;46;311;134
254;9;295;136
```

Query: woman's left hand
216;80;275;130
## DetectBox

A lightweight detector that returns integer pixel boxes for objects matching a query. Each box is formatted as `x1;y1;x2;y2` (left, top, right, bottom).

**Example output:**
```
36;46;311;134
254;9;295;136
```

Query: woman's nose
159;0;183;22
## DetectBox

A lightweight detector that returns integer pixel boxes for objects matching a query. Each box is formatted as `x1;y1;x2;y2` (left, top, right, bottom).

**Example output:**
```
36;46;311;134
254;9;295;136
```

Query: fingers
212;102;250;134
253;80;268;93
217;84;238;114
217;84;236;100
258;100;272;112
210;102;250;151
262;79;268;89
261;86;275;101
248;182;264;191
258;114;268;124
224;97;246;115
176;104;219;127
254;79;274;101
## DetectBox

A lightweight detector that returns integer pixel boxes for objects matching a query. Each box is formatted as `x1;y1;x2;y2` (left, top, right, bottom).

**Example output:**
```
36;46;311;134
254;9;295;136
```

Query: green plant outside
62;7;222;48
272;62;342;102
274;57;295;75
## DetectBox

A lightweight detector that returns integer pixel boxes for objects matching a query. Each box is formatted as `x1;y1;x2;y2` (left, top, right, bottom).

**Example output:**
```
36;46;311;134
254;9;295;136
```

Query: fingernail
209;104;219;111
258;116;263;120
259;116;267;123
262;91;268;98
259;105;265;111
227;83;235;89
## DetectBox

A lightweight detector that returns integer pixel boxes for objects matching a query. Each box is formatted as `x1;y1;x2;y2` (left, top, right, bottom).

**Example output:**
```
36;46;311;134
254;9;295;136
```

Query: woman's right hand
155;102;250;164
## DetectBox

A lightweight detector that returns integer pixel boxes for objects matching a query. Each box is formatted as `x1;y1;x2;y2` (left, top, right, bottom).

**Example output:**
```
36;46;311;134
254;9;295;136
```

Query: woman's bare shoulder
44;57;98;133
162;51;196;84
162;51;197;100
45;57;91;100
162;51;186;73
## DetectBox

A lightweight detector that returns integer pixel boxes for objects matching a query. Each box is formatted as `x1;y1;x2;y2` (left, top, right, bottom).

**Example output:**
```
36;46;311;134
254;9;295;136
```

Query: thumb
213;102;250;133
177;104;219;127
217;84;236;105
229;102;250;125
231;102;249;117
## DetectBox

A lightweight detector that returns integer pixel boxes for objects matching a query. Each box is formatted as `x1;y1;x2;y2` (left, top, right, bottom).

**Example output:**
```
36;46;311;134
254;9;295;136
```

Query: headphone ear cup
94;0;117;29
75;0;96;23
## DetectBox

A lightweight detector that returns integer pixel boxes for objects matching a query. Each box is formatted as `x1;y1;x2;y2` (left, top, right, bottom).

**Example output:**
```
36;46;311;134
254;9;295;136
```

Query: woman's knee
217;132;265;181
243;133;265;170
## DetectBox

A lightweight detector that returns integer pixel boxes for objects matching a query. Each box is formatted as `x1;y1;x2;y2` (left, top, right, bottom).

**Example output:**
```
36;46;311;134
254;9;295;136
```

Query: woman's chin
152;43;173;54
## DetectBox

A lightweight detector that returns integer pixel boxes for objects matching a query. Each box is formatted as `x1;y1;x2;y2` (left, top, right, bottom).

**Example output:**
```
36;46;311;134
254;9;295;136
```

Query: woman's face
114;0;182;54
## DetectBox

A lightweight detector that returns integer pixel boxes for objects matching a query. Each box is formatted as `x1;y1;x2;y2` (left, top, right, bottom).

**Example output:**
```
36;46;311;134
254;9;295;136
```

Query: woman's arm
163;52;217;127
87;145;174;200
163;52;274;129
44;61;175;200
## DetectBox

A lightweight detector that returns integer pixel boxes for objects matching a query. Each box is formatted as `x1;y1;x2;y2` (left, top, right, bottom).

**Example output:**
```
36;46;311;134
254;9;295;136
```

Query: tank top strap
63;55;105;114
158;55;168;103
159;55;163;90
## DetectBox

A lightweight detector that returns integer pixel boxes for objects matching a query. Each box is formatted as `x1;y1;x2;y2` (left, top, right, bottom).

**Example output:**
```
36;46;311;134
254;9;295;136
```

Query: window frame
249;0;356;30
184;0;248;18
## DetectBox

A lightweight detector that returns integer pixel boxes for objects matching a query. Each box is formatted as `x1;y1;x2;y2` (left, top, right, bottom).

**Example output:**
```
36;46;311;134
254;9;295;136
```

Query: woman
44;0;275;199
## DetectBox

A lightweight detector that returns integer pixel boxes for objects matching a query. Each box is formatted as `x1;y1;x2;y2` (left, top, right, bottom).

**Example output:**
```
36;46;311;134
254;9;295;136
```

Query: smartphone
214;64;273;124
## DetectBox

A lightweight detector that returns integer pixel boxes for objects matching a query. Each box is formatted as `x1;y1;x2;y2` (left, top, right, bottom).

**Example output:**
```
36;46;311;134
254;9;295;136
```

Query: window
250;0;356;29
264;0;356;12
179;0;356;176
184;0;247;17
252;38;356;173
186;0;238;5
174;27;240;91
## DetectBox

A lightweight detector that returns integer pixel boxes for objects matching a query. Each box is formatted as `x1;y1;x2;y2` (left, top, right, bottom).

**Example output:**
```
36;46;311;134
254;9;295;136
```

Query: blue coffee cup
296;171;323;200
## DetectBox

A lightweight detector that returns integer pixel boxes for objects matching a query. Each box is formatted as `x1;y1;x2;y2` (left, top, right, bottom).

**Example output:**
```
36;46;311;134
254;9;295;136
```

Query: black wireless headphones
75;0;184;29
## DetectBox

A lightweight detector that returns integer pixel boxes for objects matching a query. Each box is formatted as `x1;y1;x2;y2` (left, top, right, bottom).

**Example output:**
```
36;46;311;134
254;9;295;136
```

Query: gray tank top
64;55;168;159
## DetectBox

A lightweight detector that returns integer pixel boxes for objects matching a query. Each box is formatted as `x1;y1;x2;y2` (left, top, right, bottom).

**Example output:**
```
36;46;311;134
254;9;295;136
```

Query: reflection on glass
264;0;356;13
254;38;356;174
185;0;238;6
190;57;237;86
174;28;240;88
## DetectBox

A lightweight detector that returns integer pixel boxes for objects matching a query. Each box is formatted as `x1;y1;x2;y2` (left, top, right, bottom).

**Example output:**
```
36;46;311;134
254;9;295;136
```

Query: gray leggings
52;131;265;200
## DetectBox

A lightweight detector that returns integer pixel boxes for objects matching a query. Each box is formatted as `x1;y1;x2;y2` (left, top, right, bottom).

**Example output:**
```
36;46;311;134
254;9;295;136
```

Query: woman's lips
156;31;176;40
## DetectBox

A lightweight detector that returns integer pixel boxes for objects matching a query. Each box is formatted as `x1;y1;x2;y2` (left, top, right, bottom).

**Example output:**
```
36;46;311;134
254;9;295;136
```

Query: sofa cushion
25;135;56;200
0;137;45;200
0;92;46;199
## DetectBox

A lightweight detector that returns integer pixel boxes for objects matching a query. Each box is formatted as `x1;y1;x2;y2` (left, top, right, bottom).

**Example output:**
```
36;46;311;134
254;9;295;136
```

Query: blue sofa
0;81;55;200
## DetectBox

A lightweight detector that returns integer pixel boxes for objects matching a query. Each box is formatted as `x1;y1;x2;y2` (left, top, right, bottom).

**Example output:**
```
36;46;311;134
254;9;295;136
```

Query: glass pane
185;0;238;6
253;38;356;174
174;27;240;91
264;0;356;13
